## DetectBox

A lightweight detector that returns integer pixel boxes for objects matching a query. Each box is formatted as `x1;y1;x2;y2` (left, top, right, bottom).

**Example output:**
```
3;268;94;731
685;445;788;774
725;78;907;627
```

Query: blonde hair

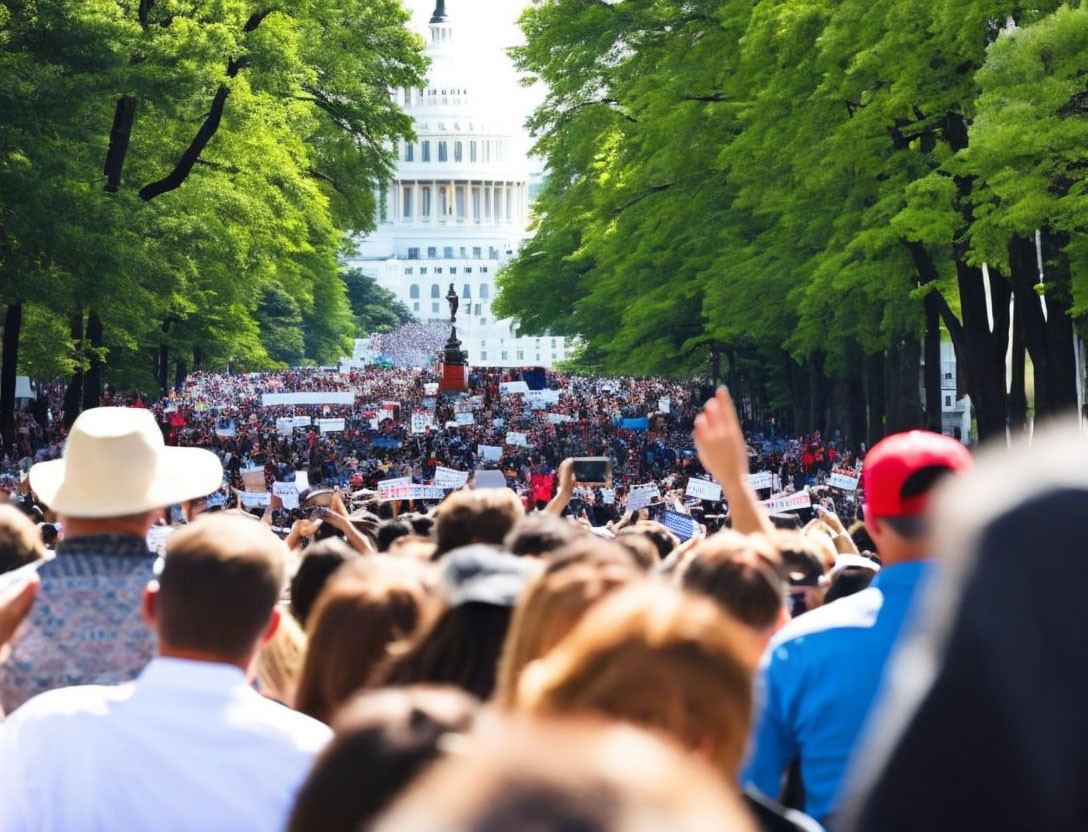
258;608;306;707
517;584;758;780
495;547;640;708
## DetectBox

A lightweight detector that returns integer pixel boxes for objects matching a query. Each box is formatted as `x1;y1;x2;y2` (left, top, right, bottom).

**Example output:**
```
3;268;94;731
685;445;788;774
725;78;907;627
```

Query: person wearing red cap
743;429;970;826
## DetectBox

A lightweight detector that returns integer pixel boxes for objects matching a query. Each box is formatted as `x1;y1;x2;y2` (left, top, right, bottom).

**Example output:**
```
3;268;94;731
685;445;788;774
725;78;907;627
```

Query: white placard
505;431;529;447
261;392;355;407
294;471;310;493
275;417;295;436
239;491;271;508
478;444;503;461
747;471;773;491
423;382;439;395
627;483;661;512
318;418;346;434
434;466;469;489
379;484;448;502
828;470;860;492
292;415;313;428
377;476;412;501
455;412;475;426
685;477;723;501
146;525;176;556
273;482;300;510
658;397;671;414
600;487;616;505
475;469;508;489
500;381;530;396
547;413;574;424
411;411;433;434
526;389;560;408
761;491;812;513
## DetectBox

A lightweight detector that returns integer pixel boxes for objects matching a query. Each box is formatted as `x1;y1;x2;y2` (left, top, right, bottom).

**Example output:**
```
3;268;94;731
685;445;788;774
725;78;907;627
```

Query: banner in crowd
659;397;671;414
617;417;649;431
275;417;295;436
215;418;236;438
526;389;561;408
293;415;313;428
747;471;774;491
455;413;475;426
434;466;469;489
272;482;300;510
318;418;345;434
261;392;355;407
423;383;439;395
500;381;530;396
600;487;616;505
475;469;508;489
627;483;661;511
686;477;723;501
377;477;411;501
411;411;433;434
761;491;812;513
663;510;698;541
828;469;860;492
238;491;271;508
378;483;447;502
547;413;574;424
505;432;529;447
478;444;503;462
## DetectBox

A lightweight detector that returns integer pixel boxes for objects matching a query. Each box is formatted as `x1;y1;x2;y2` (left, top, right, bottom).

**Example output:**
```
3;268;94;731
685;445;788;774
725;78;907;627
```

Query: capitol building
346;0;568;368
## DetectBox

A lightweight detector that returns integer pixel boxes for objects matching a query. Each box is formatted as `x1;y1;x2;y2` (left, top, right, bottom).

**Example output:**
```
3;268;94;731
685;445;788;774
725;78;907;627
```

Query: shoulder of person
765;587;886;657
236;688;332;751
4;682;134;730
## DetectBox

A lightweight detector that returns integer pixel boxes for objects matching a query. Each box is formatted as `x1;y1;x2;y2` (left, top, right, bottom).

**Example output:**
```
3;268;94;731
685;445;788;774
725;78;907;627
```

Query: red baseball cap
863;431;971;518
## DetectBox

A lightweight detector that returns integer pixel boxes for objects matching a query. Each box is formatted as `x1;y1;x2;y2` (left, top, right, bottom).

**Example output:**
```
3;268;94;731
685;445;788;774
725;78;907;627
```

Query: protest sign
526;389;560;409
475;470;508;489
275;417;295;436
747;471;774;491
434;466;469;489
240;467;265;492
500;381;530;396
215;418;236;438
379;484;447;502
760;491;812;513
377;477;412;501
292;415;313;428
411;411;433;434
686;477;723;501
505;431;529;447
238;491;271;508
627;483;661;512
600;487;616;505
318;418;346;434
455;412;475;426
547;413;574;424
492;418;506;428
273;482;300;510
423;382;439;395
828;469;860;492
663;510;698;541
294;471;310;493
261;392;355;407
658;397;671;414
478;444;503;462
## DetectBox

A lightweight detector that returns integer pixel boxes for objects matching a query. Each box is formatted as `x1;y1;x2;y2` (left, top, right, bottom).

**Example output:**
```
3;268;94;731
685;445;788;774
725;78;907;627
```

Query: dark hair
158;515;285;662
824;567;876;603
504;513;579;557
289;539;357;628
377;520;414;553
622;522;679;561
373;603;513;700
849;521;876;553
682;541;786;631
287;685;478;832
434;490;524;557
0;504;45;573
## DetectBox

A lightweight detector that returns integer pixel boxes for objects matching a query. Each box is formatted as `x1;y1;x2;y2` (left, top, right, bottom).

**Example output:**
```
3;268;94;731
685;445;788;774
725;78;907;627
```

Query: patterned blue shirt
0;535;157;715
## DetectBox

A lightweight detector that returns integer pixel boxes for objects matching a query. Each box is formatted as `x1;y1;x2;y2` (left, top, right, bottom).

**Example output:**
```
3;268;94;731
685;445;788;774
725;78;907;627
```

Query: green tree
341;268;413;335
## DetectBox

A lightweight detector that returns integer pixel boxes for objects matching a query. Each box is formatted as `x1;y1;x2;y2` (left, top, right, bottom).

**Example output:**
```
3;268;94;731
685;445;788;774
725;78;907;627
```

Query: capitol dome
347;0;567;369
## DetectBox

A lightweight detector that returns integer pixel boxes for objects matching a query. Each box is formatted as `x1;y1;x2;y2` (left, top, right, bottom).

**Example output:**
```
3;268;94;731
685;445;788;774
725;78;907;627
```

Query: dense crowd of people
0;366;1081;831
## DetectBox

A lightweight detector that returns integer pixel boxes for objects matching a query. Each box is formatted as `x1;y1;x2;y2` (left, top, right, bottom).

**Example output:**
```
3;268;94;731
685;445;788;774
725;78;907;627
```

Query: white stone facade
346;2;567;368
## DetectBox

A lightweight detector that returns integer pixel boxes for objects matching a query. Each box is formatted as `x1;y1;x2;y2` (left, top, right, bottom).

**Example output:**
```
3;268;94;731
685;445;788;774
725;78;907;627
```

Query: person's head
28;406;222;536
372;718;756;832
434;489;524;556
863;431;972;564
517;583;758;780
497;550;641;708
289;538;357;628
620;521;679;561
374;546;536;700
257;607;306;707
377;519;414;553
288;685;479;832
0;504;46;574
680;531;788;648
144;514;286;670
296;559;433;723
503;512;579;558
768;530;829;616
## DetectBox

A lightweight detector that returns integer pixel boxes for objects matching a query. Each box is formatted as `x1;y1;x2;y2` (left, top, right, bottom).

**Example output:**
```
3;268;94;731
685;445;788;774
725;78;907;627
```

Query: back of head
372;718;756;832
289;538;357;628
681;532;786;634
0;503;46;574
434;489;524;556
288;685;479;832
621;520;679;561
158;514;286;663
376;519;414;553
504;512;579;557
517;583;757;780
296;559;433;723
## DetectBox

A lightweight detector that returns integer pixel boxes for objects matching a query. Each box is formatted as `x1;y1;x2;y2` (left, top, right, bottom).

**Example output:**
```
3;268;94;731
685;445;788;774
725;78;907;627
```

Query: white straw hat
29;407;224;518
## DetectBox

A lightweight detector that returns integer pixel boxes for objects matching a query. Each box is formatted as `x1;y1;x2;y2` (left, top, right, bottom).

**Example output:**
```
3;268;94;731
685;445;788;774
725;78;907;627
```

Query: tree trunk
1007;293;1027;435
865;350;886;446
174;358;187;389
885;335;924;434
158;344;170;395
193;344;204;371
1039;229;1079;414
82;311;103;412
923;295;943;432
0;302;23;453
63;311;85;427
956;260;1009;441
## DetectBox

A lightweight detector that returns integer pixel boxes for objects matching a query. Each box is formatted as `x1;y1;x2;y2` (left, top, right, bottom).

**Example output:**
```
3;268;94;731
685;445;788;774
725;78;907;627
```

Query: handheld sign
760;491;812;513
273;482;300;510
828;469;860;492
505;431;529;447
434;466;469;489
663;510;698;541
686;477;723;502
478;444;503;462
747;471;774;491
627;483;661;512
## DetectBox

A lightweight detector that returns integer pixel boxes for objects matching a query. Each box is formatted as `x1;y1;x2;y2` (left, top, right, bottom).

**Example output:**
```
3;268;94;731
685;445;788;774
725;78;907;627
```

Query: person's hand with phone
544;458;575;516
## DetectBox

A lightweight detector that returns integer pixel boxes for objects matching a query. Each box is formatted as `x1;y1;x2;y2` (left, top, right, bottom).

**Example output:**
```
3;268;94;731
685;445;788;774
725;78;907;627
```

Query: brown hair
517;583;758;780
680;532;786;632
288;685;479;832
434;489;524;556
496;547;640;708
158;514;286;662
296;559;433;723
0;504;46;574
258;607;306;707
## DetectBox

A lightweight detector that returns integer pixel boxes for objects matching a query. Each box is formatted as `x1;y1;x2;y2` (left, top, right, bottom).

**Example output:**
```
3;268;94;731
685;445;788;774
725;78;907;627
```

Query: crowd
0;367;1082;831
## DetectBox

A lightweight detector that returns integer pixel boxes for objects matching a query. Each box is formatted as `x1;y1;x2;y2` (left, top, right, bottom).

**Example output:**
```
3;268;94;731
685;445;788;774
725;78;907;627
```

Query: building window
465;267;473;274
422;187;431;217
454;141;463;162
419;267;427;275
462;284;471;299
551;339;557;348
431;284;440;298
480;318;487;325
471;188;481;220
552;353;557;360
438;141;448;162
409;284;420;299
428;246;437;258
404;267;413;275
408;247;420;259
516;350;524;360
421;141;431;162
479;283;490;299
501;351;508;360
536;354;541;361
481;267;489;273
432;302;440;314
474;303;481;315
402;187;413;218
405;142;414;162
455;187;465;219
436;268;442;274
438;187;448;216
481;351;487;361
379;189;387;222
450;267;457;275
460;247;467;257
945;395;952;408
473;247;482;259
470;141;478;162
444;246;454;258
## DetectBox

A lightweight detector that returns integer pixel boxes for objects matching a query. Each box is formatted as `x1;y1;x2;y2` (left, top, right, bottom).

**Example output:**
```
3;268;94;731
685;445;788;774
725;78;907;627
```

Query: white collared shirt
0;657;332;832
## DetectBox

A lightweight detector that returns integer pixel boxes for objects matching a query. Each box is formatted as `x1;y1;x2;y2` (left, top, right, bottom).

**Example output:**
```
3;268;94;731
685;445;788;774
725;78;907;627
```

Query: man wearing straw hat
0;408;222;715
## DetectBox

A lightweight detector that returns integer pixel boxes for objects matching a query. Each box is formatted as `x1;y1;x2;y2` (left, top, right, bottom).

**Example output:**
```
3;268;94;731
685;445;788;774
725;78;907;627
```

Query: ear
142;581;160;628
260;606;281;647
